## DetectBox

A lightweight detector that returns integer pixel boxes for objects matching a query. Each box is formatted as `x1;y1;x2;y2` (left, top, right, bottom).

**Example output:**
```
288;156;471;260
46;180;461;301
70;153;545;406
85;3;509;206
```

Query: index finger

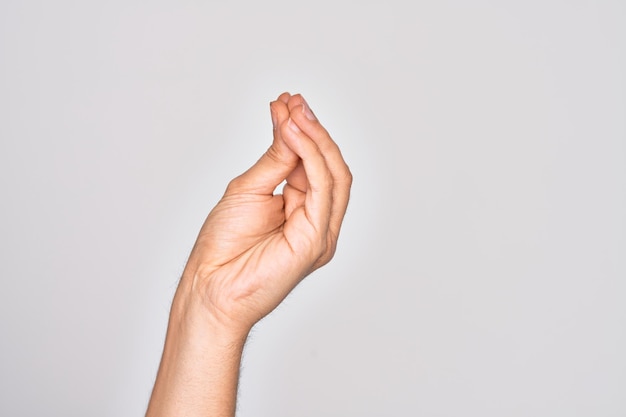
281;117;333;241
287;96;352;239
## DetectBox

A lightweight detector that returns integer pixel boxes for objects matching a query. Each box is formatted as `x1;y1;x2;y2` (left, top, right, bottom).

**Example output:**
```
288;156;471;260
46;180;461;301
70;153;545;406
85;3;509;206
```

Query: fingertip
288;104;326;139
287;94;305;111
278;92;291;104
301;98;317;121
272;99;293;133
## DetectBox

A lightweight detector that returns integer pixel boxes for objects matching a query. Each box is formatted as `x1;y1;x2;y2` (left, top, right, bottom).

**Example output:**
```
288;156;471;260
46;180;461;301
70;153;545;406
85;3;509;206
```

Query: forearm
146;284;249;417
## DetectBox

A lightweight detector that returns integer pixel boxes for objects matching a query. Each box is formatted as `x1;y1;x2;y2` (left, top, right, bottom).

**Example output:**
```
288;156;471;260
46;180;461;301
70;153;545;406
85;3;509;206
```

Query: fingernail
288;118;301;133
302;99;317;121
270;103;277;130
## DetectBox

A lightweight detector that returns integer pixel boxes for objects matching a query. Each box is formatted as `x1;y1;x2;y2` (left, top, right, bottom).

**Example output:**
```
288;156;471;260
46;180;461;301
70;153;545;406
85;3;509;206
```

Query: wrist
170;280;251;347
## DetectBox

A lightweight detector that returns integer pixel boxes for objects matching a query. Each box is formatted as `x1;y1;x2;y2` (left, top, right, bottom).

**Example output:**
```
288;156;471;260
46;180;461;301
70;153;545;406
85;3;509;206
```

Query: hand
146;93;351;417
176;92;352;334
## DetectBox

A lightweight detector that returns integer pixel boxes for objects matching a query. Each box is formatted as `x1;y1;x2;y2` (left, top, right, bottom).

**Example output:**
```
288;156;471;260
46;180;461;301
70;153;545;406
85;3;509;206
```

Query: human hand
175;93;352;335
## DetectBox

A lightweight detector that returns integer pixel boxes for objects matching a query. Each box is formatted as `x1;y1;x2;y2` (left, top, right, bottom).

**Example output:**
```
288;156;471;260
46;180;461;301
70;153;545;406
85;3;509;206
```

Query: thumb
225;101;298;195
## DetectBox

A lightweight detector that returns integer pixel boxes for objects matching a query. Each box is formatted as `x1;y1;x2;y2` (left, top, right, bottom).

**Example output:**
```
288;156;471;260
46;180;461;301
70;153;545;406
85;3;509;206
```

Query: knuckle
265;144;293;169
307;233;326;260
315;234;336;267
226;176;243;193
265;144;282;164
324;237;337;262
309;233;328;261
342;164;353;184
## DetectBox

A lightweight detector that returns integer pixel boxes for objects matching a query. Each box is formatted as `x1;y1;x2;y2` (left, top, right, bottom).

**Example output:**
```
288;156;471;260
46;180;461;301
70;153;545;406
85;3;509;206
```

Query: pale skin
145;92;352;417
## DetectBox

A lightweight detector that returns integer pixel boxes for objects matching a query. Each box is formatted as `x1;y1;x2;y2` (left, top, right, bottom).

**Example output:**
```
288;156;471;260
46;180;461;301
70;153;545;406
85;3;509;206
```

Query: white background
1;1;625;416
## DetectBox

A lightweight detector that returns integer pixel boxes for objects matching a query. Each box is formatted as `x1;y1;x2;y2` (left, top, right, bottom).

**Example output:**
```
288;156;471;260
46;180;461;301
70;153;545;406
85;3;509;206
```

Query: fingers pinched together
228;92;352;273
